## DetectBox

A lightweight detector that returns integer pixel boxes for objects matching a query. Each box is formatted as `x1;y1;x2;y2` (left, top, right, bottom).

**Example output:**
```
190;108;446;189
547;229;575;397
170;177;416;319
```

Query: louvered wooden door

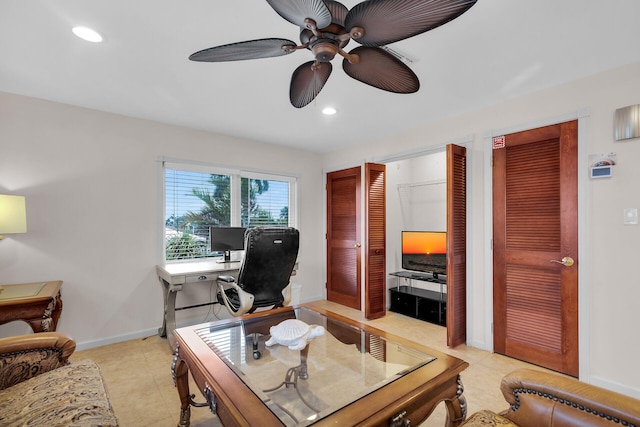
446;145;467;347
365;163;386;319
326;166;361;310
493;121;579;377
326;164;386;317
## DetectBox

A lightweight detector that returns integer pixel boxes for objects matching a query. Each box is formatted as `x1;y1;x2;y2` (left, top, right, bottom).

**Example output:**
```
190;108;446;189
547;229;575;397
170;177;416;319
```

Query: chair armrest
217;275;235;283
0;332;76;390
217;281;255;316
500;368;640;427
282;283;292;306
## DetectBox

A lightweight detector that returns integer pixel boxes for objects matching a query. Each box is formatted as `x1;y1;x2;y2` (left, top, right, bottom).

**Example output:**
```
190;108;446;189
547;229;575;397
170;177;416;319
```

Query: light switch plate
624;208;638;225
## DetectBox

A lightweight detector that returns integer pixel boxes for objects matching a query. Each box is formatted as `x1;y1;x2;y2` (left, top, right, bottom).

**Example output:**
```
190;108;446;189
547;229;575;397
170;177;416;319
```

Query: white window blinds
163;161;297;261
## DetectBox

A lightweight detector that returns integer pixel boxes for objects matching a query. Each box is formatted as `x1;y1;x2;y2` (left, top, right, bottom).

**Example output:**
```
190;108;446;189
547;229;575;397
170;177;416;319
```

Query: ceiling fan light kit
189;0;477;108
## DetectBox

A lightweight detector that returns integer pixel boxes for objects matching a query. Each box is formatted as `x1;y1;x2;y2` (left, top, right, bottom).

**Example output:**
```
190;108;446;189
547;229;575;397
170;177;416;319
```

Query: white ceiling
2;1;640;153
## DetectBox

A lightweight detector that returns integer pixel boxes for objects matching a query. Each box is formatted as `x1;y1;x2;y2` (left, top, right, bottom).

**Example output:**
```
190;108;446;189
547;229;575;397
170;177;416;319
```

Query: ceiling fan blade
290;60;332;108
343;46;419;93
324;0;349;26
189;38;297;62
266;0;332;29
345;0;477;46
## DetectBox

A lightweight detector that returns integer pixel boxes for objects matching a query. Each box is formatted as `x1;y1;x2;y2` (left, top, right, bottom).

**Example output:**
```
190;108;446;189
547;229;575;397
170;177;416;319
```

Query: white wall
0;91;325;348
322;61;640;397
386;152;447;293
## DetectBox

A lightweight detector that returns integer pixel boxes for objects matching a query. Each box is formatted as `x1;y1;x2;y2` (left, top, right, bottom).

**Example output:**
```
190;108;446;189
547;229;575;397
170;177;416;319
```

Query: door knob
354;243;362;248
550;256;574;267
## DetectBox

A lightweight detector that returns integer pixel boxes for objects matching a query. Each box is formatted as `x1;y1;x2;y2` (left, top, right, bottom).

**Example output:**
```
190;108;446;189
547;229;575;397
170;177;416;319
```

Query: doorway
492;120;579;377
326;147;467;336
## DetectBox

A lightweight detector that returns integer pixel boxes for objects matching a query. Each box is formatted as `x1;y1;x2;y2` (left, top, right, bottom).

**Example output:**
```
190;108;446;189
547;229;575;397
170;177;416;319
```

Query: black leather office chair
217;227;299;317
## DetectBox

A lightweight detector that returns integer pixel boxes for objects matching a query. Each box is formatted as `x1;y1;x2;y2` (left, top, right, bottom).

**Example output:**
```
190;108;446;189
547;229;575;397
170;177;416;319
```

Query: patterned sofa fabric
462;410;519;426
0;359;118;427
0;332;118;426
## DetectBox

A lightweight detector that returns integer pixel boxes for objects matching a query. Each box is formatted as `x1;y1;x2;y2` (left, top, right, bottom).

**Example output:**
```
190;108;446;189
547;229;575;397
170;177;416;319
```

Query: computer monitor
209;226;246;263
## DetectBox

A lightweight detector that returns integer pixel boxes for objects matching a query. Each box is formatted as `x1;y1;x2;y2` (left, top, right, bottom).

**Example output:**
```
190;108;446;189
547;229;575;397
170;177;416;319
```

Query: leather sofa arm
500;368;640;427
0;332;76;390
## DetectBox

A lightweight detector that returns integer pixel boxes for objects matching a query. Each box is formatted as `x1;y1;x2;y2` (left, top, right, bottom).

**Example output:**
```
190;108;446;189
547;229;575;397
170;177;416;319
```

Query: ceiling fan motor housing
310;40;339;62
300;23;349;62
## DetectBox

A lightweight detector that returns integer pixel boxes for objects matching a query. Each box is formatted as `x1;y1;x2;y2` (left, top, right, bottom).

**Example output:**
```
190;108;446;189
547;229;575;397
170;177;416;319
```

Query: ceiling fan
189;0;477;108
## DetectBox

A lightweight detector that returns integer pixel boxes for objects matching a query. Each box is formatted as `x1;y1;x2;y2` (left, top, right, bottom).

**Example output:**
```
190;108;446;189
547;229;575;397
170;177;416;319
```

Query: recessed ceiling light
72;26;103;43
322;107;337;116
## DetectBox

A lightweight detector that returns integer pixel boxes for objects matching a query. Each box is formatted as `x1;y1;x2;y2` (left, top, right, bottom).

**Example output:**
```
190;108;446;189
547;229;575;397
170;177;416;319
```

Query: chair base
217;288;285;314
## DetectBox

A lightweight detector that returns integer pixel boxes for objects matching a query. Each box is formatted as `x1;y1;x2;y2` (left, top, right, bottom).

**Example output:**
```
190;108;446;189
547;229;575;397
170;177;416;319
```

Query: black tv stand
390;270;445;283
389;271;446;326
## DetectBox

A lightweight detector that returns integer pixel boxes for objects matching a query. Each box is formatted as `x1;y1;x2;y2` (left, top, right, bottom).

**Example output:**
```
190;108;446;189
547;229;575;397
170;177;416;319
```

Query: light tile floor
72;300;551;427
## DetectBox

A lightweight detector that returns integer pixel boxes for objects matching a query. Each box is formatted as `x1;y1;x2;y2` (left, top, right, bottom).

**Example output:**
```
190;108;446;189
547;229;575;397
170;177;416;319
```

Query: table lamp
0;194;27;240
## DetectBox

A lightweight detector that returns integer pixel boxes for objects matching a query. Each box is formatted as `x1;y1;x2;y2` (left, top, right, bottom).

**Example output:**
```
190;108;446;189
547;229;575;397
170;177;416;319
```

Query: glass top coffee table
172;303;469;427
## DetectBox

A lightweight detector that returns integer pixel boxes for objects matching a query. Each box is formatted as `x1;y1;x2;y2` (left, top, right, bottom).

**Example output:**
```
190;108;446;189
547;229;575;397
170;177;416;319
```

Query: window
163;161;297;261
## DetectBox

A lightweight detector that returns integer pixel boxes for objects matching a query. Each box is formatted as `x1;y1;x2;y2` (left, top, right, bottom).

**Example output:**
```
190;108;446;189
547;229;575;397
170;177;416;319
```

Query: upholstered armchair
462;368;640;427
0;332;118;426
0;332;75;390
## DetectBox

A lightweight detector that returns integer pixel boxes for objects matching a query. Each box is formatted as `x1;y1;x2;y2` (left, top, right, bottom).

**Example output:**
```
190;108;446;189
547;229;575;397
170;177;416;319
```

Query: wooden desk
0;281;63;332
156;261;241;345
173;304;469;427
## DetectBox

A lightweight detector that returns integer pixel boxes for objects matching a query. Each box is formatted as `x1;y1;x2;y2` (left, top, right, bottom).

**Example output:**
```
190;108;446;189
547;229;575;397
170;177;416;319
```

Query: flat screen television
210;226;246;263
401;231;447;278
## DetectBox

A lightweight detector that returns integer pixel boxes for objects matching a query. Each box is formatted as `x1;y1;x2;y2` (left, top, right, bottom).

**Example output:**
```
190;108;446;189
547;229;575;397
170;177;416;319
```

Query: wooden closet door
365;163;386;319
326;166;361;309
446;144;467;347
493;121;579;377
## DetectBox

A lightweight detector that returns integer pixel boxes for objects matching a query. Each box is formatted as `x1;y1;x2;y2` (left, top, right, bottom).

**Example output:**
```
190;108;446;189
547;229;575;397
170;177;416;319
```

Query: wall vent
379;46;415;65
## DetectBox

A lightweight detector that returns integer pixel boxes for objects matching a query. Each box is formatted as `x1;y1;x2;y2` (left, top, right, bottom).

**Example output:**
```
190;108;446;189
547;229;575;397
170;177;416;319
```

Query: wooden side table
0;281;63;332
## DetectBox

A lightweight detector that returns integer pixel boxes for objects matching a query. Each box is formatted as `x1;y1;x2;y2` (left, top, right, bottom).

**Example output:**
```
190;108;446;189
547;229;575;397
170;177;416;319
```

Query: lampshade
0;195;27;238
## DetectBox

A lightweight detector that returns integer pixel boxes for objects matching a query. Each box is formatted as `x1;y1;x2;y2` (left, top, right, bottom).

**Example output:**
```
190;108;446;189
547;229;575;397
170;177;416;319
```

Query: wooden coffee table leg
172;350;192;427
444;375;468;427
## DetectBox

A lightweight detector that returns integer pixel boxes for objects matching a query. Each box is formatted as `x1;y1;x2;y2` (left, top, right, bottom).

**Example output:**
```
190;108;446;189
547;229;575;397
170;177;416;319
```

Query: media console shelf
389;271;446;326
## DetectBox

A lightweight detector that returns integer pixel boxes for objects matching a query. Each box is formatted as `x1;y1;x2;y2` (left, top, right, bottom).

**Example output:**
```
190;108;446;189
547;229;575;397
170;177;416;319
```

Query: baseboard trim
76;327;160;351
590;375;640;400
467;339;490;351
